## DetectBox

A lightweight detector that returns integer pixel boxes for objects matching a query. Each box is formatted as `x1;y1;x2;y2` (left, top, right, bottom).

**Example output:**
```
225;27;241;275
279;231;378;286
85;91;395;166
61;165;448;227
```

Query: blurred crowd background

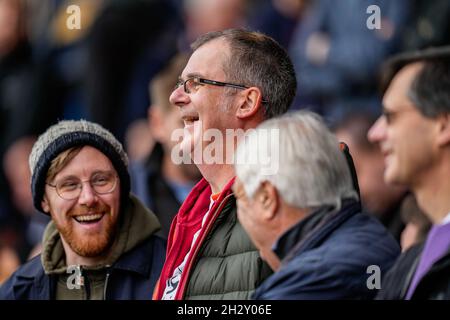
0;0;448;284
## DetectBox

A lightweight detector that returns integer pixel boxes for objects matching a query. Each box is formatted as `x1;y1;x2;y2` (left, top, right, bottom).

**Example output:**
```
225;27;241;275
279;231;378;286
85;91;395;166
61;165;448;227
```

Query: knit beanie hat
29;120;130;213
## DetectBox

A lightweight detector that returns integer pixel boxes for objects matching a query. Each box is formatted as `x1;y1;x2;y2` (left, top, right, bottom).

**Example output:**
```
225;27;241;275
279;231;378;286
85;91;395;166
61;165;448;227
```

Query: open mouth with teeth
73;213;105;224
182;115;200;126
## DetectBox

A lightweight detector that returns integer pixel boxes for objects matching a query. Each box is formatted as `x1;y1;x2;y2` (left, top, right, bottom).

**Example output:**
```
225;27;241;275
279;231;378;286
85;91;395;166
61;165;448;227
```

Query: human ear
236;87;264;119
41;195;50;213
258;181;279;221
436;114;450;147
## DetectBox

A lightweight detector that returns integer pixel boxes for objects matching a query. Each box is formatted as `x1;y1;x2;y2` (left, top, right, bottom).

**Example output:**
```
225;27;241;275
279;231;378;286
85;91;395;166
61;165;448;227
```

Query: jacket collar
110;236;157;276
39;194;160;275
273;199;361;263
15;234;156;282
11;235;157;300
406;242;450;299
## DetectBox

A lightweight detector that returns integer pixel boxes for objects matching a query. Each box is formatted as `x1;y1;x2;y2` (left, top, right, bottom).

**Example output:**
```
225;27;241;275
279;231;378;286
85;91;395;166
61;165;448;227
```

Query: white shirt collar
440;211;450;225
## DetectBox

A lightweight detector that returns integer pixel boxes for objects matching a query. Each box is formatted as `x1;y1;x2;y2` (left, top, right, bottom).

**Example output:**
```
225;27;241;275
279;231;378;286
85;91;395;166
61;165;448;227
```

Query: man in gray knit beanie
0;119;166;300
29;120;131;214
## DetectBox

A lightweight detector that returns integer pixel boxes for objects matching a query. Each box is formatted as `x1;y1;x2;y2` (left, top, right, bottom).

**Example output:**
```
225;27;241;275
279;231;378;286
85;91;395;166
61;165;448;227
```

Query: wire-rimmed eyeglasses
46;171;118;200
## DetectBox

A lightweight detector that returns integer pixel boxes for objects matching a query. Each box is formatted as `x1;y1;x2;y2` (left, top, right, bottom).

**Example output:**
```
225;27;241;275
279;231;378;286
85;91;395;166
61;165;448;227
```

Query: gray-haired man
234;111;400;299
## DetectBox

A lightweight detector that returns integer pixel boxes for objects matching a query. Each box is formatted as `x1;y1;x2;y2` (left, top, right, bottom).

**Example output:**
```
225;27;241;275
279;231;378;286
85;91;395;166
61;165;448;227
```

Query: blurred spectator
234;111;399;299
129;53;201;239
371;46;450;300
3;136;35;218
25;0;105;138
401;0;450;51
289;0;409;124
0;0;32;188
86;0;183;143
2;136;50;261
0;0;25;56
0;245;20;286
400;193;431;252
182;0;247;48
124;118;155;163
334;112;406;241
182;0;304;52
0;0;41;261
247;0;306;49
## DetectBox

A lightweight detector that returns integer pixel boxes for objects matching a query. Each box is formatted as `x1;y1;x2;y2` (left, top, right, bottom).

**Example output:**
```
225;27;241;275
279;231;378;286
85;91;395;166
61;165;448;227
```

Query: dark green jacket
185;194;272;299
154;178;272;300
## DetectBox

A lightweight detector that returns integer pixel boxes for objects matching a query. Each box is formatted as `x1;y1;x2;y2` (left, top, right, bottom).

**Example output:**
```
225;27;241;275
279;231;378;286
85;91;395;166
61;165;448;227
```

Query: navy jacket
377;242;450;300
253;200;400;300
0;236;166;300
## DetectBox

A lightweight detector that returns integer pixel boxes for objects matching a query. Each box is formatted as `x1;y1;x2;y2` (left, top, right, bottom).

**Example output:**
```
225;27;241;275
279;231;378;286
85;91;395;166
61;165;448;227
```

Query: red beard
55;203;119;258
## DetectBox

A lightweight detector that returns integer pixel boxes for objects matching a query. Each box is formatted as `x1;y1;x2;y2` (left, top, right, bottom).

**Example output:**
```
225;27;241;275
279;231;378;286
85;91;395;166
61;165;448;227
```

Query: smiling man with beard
0;120;166;300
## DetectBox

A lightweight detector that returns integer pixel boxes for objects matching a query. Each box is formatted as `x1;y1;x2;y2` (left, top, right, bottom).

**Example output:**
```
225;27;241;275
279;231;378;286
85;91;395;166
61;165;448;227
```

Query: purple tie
405;222;450;299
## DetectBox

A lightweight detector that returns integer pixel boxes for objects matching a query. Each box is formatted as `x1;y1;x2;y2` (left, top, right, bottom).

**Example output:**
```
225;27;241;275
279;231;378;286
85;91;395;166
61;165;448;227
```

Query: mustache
68;204;110;217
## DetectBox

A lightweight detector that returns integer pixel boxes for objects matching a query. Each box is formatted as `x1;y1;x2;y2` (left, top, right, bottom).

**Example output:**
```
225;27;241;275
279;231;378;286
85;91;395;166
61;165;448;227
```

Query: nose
77;182;98;207
367;116;387;144
169;85;190;108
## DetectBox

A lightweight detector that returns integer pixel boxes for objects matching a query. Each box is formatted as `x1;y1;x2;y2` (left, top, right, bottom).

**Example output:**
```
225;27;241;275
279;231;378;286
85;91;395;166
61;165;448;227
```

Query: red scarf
153;177;236;299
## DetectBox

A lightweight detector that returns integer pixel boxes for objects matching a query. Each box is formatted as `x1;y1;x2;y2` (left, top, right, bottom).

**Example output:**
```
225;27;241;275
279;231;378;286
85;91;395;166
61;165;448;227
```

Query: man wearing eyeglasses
368;46;450;300
153;29;297;300
0;120;166;299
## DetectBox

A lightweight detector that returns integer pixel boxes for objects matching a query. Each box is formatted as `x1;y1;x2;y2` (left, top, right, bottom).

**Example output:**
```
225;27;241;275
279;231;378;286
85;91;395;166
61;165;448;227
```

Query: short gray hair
191;29;297;119
235;111;358;210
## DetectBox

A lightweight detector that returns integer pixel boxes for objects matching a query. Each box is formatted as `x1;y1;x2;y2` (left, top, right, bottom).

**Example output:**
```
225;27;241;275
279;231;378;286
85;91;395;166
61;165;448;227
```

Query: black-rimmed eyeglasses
175;77;268;103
